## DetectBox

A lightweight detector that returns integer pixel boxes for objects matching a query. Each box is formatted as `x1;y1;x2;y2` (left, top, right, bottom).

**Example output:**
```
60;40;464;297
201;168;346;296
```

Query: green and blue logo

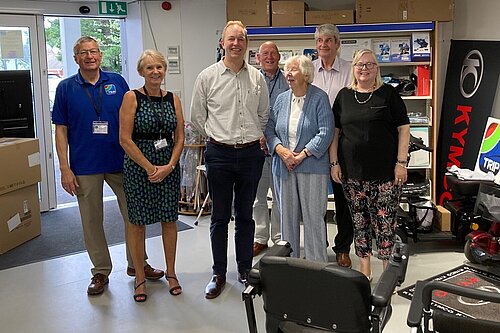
478;121;500;174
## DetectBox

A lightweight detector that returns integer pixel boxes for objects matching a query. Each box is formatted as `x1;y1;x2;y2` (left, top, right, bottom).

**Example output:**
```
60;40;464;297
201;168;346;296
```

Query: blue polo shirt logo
104;84;117;95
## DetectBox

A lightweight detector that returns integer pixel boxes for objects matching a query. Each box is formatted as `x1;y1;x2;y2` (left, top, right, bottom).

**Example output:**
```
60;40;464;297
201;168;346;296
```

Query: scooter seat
446;174;493;197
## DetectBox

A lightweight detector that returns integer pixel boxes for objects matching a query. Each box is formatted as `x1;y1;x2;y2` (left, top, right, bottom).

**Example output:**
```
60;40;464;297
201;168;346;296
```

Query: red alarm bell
161;1;172;11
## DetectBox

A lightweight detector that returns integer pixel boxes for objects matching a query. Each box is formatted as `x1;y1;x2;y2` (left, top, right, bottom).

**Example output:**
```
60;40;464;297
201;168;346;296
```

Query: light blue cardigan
265;84;334;180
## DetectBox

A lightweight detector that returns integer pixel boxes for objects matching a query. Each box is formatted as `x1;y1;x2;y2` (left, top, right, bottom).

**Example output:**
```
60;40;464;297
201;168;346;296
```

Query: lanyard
143;86;165;135
84;84;103;119
268;70;281;98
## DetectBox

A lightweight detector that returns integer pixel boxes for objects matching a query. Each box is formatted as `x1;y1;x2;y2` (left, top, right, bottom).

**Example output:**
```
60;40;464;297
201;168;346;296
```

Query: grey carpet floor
0;200;192;270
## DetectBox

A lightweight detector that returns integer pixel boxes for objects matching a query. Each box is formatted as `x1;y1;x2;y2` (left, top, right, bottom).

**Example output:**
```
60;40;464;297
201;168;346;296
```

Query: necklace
354;90;373;104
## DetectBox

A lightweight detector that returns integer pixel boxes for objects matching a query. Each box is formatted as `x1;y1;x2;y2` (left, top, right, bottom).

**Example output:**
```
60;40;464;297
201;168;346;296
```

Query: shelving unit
247;21;438;200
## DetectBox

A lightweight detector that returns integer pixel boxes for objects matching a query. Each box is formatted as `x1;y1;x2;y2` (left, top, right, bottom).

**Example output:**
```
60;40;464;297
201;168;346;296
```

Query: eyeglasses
76;49;100;57
354;62;377;70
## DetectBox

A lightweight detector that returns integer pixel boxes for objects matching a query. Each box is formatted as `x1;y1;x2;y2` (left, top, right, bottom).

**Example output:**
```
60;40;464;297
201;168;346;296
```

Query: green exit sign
98;1;128;16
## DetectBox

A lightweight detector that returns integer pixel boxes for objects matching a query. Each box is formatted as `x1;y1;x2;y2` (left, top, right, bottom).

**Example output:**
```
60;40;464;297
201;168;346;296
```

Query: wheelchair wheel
464;239;481;264
395;227;408;244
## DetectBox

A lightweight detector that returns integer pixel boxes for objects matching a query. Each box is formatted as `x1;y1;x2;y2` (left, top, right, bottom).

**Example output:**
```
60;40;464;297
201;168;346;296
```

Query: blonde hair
348;49;383;90
222;20;248;41
136;49;167;73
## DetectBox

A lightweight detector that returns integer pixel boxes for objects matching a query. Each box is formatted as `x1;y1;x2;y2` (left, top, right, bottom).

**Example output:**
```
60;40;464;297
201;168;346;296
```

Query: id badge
154;138;168;151
92;121;109;134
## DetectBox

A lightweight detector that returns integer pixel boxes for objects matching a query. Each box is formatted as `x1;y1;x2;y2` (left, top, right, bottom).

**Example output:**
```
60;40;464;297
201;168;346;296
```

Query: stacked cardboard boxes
227;0;454;28
271;1;308;27
356;0;454;23
226;0;270;27
305;10;354;25
0;138;42;254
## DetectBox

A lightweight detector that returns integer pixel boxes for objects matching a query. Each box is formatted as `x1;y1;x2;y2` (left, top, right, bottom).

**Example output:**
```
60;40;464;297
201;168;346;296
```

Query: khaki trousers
76;172;147;276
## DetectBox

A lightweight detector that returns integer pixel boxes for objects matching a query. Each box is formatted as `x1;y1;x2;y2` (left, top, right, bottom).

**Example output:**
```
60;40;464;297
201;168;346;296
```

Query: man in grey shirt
252;41;289;257
191;20;269;300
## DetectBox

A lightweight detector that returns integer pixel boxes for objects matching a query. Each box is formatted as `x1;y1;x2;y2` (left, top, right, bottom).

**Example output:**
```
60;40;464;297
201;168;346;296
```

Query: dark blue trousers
204;142;265;275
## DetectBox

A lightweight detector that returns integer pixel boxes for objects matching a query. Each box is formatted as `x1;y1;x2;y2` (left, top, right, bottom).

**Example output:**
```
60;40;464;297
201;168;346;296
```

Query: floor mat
398;265;500;321
0;200;193;270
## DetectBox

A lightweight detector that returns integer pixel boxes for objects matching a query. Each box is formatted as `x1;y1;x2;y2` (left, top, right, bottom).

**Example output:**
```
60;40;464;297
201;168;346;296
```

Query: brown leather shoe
336;252;352;268
127;264;164;280
205;275;226;299
253;242;268;257
87;273;109;295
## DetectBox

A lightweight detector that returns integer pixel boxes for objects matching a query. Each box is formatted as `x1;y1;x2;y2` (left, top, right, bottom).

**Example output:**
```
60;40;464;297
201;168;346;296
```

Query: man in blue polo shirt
52;36;163;295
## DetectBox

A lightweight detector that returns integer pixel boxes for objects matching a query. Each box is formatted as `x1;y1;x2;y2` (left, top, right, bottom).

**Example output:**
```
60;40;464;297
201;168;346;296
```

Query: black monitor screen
0;70;35;138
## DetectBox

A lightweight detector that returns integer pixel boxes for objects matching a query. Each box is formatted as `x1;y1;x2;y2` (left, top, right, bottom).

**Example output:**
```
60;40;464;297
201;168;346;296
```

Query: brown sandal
166;276;182;296
133;280;147;302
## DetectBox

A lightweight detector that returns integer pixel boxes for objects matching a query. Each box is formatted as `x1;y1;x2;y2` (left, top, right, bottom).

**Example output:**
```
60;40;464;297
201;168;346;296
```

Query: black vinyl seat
243;242;409;333
407;279;500;333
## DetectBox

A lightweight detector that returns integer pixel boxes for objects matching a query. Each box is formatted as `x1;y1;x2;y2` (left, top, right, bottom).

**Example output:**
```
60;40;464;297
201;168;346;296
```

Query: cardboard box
271;1;308;27
407;0;454;22
356;0;404;23
227;0;270;27
0;138;41;196
305;10;354;25
0;184;41;254
435;205;451;231
356;0;454;23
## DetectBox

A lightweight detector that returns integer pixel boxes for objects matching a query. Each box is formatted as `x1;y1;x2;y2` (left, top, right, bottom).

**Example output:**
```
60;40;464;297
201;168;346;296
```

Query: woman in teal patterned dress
119;49;185;302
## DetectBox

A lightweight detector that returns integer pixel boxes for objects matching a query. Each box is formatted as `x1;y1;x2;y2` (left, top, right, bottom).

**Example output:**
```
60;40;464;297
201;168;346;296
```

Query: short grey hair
136;49;167;73
284;55;314;84
314;24;340;42
73;36;99;55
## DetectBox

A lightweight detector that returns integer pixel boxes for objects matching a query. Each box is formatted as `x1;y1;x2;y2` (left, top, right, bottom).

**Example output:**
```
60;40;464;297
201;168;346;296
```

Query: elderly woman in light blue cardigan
265;55;334;262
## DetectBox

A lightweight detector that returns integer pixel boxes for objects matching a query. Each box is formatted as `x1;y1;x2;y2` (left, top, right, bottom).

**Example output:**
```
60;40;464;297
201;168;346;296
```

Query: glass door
0;14;55;211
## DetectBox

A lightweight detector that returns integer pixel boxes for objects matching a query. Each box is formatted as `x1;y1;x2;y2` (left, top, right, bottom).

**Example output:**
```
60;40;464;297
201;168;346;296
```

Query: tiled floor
0;206;494;332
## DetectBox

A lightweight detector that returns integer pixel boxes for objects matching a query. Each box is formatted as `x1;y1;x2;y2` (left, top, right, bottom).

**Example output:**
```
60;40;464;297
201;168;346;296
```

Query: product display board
247;21;437;200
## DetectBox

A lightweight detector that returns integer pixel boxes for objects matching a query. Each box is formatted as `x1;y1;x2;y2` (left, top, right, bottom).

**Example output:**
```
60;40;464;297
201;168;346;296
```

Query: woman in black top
329;49;410;280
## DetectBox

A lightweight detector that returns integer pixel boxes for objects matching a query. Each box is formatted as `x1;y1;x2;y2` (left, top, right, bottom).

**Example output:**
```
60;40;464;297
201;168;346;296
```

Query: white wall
453;0;500;40
131;0;225;120
180;0;226;121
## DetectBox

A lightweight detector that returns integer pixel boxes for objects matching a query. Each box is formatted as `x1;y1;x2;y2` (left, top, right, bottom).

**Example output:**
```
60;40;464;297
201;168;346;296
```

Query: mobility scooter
464;181;500;265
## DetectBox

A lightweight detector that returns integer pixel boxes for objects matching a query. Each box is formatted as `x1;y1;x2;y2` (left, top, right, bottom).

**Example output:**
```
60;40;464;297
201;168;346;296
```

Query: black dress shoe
205;275;226;299
237;270;250;286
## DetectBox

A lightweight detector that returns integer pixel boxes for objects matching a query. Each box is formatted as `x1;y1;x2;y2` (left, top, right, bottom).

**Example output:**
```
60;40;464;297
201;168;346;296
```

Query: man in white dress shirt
191;21;269;299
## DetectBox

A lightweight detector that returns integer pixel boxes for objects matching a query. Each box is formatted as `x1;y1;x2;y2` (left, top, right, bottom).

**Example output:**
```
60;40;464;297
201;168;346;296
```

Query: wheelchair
407;279;500;332
243;242;409;333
